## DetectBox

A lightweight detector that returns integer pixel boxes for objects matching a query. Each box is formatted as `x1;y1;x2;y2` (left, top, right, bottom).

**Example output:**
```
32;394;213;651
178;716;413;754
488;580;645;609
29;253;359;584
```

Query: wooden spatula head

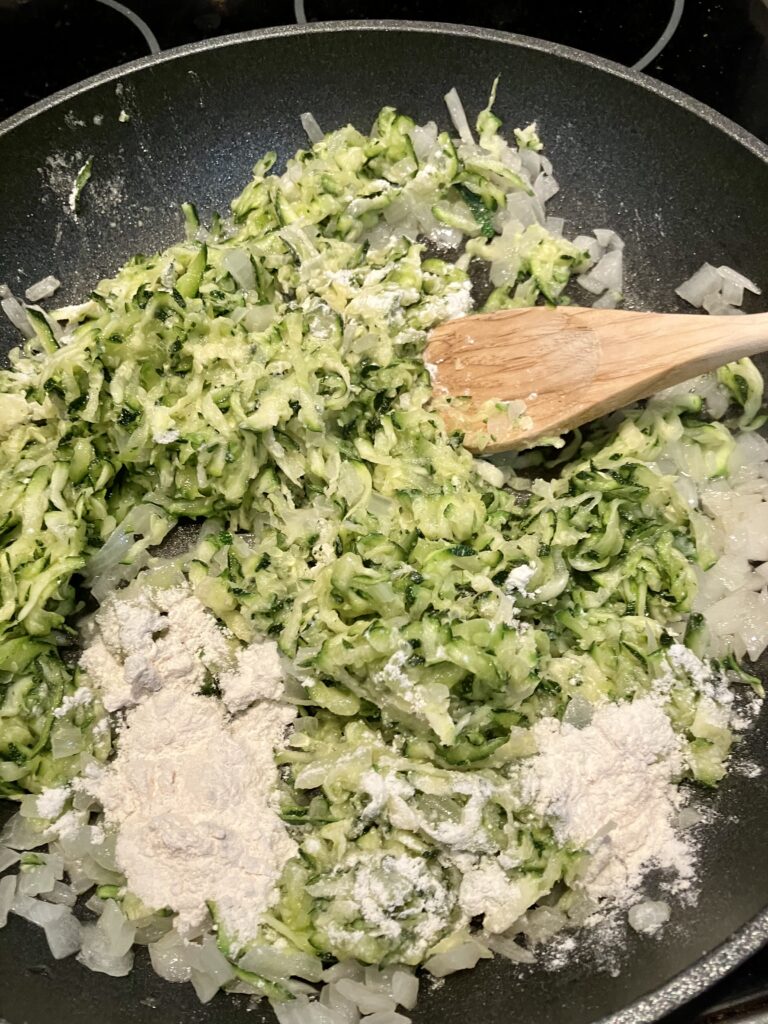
425;305;768;453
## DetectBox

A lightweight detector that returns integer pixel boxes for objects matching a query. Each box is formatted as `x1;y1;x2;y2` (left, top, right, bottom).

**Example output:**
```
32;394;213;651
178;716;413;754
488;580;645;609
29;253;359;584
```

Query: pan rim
0;19;766;1024
1;18;767;166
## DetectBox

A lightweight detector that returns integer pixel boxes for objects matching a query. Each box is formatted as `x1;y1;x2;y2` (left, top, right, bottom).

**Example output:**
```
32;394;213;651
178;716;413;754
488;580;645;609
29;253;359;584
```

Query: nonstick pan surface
0;22;767;1024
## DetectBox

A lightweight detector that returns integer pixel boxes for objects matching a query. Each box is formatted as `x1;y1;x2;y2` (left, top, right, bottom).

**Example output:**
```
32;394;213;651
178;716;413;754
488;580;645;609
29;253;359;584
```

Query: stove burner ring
633;0;685;70
94;0;161;55
292;0;685;74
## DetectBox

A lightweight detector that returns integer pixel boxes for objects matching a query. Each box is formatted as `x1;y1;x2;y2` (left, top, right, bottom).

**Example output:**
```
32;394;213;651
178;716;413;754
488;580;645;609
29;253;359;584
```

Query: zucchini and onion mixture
0;87;767;1016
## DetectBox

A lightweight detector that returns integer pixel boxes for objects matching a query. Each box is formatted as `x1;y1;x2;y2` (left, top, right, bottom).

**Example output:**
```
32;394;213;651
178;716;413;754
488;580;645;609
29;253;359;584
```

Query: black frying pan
0;22;767;1024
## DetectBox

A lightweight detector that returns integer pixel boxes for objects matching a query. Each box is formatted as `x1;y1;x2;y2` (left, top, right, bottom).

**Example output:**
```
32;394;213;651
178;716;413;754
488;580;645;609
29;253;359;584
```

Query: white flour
455;855;530;934
346;852;454;954
80;587;232;712
418;776;494;852
218;640;284;713
36;785;70;819
52;686;93;718
78;586;297;948
504;563;536;595
522;697;693;904
84;688;294;945
497;562;536;628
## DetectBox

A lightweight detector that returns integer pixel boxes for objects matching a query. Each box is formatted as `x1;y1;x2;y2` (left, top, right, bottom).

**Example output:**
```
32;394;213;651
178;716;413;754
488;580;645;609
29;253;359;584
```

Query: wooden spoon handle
569;308;768;390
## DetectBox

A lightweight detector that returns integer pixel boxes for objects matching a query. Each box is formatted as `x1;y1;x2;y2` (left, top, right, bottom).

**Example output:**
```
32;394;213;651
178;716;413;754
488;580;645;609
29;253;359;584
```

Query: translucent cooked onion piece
25;276;61;302
484;933;536;964
300;112;324;145
148;929;194;983
675;263;723;307
628;900;670;935
0;846;20;872
1;289;34;338
390;971;418;1011
444;88;474;145
43;910;82;959
0;874;17;928
334;979;398;1015
424;940;493;977
238;945;324;982
78;922;134;977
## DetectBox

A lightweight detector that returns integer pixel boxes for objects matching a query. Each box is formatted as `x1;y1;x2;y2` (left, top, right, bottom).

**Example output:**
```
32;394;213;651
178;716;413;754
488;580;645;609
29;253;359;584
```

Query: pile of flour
522;696;693;906
520;639;757;917
80;587;230;712
76;586;296;947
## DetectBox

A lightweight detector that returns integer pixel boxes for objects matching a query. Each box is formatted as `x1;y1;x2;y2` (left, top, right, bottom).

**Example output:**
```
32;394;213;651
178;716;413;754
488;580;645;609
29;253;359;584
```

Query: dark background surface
0;1;767;144
0;6;767;1024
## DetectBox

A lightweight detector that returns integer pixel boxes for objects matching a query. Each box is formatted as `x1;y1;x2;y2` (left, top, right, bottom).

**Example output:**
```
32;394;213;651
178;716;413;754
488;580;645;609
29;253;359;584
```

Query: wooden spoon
425;306;768;453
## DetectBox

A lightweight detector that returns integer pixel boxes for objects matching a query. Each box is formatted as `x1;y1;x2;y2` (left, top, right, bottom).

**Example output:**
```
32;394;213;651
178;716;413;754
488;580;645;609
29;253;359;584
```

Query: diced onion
484;933;536;964
705;589;768;661
424;940;493;977
1;292;34;338
628;900;670;935
408;122;438;162
189;934;235;988
91;831;119;872
44;911;82;959
190;970;220;1004
41;880;77;907
719;278;744;307
50;720;84;759
25;276;61;302
274;996;346;1024
152;932;232;1001
675;263;724;308
676;806;704;829
0;845;20;872
572;234;603;269
320;983;360;1024
518;149;541;179
503;192;545;228
736;432;768;465
363;966;395;994
239;945;324;982
577;249;623;295
444;88;474;145
1;812;53;850
300;112;324;145
18;863;56;897
149;929;193;983
222;249;257;292
334;979;397;1014
592;289;621;309
78;921;134;976
243;304;276;333
99;899;136;956
0;874;16;927
702;293;744;316
12;891;69;926
522;906;568;943
391;970;418;1010
533;173;559;204
593;228;624;251
717;264;761;295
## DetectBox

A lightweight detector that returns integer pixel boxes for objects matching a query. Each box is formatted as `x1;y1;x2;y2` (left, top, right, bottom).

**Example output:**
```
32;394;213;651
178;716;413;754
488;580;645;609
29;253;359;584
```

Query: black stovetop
0;2;767;1021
